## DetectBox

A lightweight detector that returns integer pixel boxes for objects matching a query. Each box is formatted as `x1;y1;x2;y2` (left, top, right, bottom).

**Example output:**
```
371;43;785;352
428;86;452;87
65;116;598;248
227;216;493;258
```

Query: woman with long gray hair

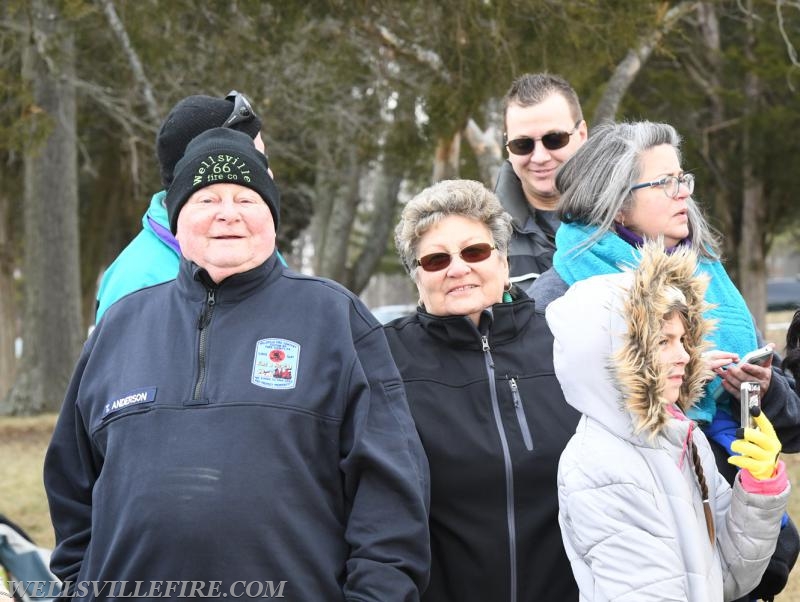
384;179;581;601
530;120;800;600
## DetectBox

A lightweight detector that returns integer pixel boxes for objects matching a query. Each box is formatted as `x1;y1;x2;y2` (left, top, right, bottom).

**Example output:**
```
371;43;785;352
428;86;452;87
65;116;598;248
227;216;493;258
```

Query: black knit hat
156;94;262;188
165;128;280;234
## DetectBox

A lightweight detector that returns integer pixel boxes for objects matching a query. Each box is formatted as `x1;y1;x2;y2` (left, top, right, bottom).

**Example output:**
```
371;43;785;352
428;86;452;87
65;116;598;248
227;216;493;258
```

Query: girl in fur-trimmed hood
547;242;789;601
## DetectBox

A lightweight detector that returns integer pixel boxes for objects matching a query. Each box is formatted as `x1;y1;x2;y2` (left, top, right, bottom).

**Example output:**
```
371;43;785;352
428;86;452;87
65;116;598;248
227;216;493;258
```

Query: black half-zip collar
415;293;535;349
175;251;283;305
192;284;217;403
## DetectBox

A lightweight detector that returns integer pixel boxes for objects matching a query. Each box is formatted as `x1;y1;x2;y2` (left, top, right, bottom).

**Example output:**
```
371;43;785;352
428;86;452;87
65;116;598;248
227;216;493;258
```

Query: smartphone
740;381;761;429
736;345;773;368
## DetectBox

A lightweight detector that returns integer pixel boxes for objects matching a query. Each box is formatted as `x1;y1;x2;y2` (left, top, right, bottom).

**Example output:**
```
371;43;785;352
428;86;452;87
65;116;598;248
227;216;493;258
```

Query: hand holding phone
735;344;774;369
709;345;774;402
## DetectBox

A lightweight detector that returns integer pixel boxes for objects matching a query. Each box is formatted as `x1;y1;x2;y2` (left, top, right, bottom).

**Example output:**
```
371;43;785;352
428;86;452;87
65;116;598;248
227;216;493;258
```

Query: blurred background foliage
0;0;798;412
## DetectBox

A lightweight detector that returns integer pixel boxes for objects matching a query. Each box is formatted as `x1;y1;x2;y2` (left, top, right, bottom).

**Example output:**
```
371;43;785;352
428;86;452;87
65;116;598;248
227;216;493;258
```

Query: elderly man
45;128;431;602
95;91;283;323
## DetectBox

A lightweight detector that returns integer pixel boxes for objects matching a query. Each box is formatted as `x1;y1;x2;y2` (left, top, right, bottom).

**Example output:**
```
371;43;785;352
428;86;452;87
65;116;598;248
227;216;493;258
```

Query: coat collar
416;291;535;348
176;252;282;303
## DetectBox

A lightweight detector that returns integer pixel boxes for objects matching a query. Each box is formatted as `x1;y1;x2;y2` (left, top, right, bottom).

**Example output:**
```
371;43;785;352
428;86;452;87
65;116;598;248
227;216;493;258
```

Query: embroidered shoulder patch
252;338;300;390
103;387;157;418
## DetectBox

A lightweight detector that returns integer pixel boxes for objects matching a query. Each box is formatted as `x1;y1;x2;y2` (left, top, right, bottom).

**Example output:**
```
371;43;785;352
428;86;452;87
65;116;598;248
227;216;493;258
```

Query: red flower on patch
269;349;286;363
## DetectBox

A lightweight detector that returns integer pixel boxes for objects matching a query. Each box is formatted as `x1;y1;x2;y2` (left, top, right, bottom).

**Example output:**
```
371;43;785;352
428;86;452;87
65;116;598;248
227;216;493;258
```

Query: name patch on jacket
103;387;157;418
252;338;300;390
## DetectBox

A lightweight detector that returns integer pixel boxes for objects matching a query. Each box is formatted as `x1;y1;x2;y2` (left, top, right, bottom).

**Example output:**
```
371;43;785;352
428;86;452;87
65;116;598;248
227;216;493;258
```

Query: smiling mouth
448;284;478;294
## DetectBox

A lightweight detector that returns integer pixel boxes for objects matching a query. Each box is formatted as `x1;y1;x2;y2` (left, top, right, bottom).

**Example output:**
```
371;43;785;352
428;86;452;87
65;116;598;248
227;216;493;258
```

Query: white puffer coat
546;245;789;601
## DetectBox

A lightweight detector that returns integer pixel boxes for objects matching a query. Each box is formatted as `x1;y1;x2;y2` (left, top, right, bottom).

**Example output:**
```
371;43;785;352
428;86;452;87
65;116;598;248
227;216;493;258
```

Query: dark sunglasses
224;90;257;129
505;119;582;156
415;242;495;272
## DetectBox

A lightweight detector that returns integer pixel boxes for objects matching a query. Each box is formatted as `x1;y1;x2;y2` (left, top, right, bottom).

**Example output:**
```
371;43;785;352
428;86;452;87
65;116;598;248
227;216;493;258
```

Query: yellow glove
728;407;782;480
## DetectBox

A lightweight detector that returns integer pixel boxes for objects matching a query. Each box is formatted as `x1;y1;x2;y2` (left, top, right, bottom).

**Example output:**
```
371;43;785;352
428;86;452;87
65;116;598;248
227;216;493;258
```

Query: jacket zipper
481;335;518;602
509;378;533;451
192;288;216;401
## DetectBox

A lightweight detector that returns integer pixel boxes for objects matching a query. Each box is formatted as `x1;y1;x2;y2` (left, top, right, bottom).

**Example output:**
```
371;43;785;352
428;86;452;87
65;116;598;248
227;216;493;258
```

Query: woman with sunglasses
384;179;581;602
529;120;800;601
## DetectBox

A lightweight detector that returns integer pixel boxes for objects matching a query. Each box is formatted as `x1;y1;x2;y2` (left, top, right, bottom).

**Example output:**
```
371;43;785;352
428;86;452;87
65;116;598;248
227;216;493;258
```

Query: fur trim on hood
614;243;714;437
546;241;715;442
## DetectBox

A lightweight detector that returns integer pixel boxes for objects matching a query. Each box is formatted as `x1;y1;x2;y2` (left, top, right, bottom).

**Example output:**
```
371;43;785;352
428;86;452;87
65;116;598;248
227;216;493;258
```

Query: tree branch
97;0;160;124
592;1;699;125
776;0;800;79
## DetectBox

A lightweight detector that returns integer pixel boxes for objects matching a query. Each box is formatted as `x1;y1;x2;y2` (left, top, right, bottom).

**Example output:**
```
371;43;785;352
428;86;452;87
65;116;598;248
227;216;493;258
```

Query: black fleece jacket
45;254;430;602
384;294;580;602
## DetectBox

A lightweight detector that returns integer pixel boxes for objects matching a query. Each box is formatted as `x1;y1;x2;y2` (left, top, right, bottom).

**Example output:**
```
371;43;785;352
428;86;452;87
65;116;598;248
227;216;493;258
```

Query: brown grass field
2;415;800;599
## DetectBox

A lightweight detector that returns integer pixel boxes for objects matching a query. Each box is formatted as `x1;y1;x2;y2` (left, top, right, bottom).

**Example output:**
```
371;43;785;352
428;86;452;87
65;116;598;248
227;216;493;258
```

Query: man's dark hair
502;73;583;130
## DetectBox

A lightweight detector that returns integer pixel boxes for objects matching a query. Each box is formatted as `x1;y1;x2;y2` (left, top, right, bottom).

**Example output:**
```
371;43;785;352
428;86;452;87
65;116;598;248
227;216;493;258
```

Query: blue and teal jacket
95;191;179;322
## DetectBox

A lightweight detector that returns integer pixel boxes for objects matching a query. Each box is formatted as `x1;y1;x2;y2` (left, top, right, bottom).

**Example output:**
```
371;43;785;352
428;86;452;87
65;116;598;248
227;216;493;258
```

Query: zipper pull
509;378;520;407
481;335;490;352
198;289;217;330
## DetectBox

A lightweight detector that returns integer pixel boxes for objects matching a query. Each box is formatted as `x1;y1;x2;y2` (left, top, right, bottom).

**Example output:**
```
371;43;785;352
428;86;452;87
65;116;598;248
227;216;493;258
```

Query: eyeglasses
505;120;582;156
224;90;257;129
414;243;495;272
630;173;695;199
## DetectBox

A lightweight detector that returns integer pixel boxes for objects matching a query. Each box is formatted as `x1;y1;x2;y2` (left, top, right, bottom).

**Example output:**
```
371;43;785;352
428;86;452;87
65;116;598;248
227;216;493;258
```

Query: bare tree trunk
463;118;502;188
348;166;403;294
311;154;335;275
592;1;698;125
690;2;737;264
98;0;161;124
738;2;767;333
432;133;460;182
3;0;83;415
0;192;18;399
313;145;361;283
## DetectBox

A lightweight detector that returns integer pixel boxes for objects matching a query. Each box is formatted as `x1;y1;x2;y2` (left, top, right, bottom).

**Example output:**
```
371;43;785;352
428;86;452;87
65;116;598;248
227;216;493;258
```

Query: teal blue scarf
553;222;757;423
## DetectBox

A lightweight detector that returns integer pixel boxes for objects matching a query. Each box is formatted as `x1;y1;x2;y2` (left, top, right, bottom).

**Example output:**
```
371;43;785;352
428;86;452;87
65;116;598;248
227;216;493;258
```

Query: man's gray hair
395;180;513;278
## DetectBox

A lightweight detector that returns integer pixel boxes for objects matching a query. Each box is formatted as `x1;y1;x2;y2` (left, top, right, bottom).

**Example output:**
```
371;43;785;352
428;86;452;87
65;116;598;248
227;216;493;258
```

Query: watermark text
2;580;287;598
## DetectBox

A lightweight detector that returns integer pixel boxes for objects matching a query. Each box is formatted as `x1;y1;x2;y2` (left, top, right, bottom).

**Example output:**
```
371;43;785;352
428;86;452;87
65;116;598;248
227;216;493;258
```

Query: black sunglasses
415;243;495;272
505;119;582;156
224;90;257;129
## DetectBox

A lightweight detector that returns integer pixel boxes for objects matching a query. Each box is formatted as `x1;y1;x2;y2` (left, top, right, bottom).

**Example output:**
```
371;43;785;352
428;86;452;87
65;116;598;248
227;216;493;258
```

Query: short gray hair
556;121;719;258
395;179;513;278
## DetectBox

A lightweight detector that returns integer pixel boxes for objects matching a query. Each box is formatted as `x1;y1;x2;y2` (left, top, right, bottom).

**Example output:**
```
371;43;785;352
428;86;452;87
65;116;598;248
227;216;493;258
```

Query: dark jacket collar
415;287;535;348
176;252;282;303
494;160;531;229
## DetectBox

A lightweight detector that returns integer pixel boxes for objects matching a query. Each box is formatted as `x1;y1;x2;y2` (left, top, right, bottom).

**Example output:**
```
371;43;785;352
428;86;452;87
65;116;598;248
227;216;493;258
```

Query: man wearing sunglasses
494;73;588;288
95;91;283;322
